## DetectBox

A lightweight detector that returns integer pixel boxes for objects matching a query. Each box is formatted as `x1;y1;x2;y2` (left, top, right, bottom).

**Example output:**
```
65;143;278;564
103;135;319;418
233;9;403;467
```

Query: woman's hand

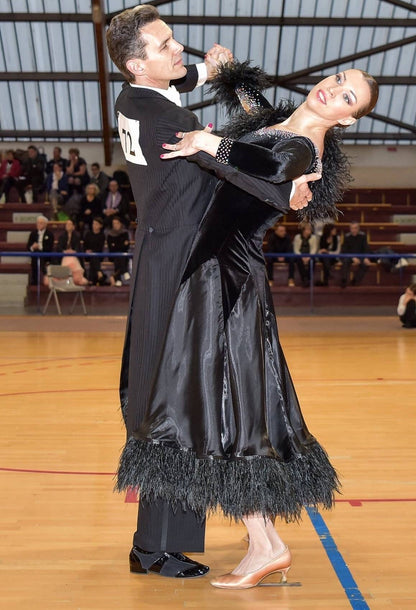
161;124;222;159
204;43;234;79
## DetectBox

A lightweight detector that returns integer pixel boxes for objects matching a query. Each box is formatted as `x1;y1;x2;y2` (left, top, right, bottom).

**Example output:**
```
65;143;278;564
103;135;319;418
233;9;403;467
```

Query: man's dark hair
92;162;100;169
106;5;160;82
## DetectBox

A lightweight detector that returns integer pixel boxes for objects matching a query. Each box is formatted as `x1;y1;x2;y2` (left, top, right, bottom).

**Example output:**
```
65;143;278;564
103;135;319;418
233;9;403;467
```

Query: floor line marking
306;506;369;610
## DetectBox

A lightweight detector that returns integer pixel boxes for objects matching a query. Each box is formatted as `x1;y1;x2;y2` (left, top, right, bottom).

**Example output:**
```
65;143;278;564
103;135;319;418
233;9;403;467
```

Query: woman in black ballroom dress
117;62;378;589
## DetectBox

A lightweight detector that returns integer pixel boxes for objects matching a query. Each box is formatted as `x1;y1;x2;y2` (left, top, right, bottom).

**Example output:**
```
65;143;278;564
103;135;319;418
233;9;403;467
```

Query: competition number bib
118;112;148;166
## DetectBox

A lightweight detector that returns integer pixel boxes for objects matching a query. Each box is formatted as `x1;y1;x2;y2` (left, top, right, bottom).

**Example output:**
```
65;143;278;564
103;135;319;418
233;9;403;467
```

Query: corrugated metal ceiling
0;0;415;158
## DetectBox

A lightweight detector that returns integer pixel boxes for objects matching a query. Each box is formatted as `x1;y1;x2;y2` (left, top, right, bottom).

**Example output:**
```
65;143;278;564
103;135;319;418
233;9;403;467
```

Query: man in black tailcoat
106;5;316;580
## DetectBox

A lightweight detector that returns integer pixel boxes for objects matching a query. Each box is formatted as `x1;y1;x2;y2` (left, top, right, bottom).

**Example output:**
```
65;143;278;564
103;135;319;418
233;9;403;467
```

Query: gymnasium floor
0;315;415;609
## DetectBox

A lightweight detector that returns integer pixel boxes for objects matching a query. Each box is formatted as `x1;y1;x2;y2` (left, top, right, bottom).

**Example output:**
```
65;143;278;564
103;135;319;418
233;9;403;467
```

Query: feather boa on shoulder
209;61;352;222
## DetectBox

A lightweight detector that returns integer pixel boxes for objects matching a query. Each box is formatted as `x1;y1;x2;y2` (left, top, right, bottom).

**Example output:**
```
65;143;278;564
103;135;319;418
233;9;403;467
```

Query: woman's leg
232;514;287;574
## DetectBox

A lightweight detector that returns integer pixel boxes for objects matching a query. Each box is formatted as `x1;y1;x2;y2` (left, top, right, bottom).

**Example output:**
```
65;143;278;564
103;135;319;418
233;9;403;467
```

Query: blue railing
0;251;415;313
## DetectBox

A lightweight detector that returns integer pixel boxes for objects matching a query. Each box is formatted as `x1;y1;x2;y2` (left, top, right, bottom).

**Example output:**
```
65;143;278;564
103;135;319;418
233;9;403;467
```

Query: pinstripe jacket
115;66;292;439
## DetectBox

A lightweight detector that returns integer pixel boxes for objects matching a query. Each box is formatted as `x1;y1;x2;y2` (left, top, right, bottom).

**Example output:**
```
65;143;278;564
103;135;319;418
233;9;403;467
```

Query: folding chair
42;265;87;315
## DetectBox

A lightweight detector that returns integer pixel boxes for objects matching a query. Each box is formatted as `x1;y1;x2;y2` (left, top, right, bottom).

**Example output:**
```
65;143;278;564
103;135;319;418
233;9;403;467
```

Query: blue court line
306;506;370;610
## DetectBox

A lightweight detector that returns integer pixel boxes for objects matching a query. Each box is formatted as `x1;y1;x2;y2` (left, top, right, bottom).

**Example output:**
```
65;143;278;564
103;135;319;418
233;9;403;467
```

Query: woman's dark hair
353;71;379;119
409;283;416;295
322;223;336;240
106;5;160;82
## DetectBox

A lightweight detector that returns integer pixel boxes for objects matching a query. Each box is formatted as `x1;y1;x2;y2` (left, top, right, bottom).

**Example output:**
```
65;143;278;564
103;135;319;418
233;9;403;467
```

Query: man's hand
289;172;321;210
204;43;233;80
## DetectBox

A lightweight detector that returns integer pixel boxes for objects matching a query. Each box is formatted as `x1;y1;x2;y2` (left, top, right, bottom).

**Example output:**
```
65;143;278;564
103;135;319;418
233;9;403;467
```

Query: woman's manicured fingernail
208;123;213;128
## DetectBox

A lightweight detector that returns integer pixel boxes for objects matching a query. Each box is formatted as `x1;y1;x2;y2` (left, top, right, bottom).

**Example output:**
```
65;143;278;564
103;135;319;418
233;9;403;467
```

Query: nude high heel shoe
210;546;291;590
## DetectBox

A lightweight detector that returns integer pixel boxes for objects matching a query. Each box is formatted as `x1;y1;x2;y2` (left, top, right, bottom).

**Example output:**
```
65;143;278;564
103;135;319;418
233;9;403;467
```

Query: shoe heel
279;566;291;583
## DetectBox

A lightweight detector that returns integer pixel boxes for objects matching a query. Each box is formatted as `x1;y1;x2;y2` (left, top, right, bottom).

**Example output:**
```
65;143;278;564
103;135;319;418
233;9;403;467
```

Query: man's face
28;148;37;159
131;20;186;88
276;225;286;238
36;219;47;231
109;181;118;193
91;165;99;176
350;223;360;236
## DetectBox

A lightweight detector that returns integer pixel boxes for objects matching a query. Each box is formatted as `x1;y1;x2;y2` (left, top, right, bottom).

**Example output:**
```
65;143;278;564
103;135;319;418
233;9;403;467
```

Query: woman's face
306;69;371;126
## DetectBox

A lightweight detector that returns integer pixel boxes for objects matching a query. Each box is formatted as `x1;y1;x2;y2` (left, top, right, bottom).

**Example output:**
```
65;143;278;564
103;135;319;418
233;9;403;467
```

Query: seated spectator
90;162;109;196
101;179;130;228
0;150;21;202
340;221;372;287
56;218;82;254
83;217;107;285
46;146;67;175
78;183;102;234
317;223;340;286
107;216;130;286
265;224;295;287
46;162;69;219
27;215;54;285
56;218;87;286
293;222;318;287
397;284;416;328
17;145;46;203
66;148;89;197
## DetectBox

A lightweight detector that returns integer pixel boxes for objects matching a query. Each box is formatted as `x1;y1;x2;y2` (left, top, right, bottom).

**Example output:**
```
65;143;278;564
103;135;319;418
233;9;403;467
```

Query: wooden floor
0;315;415;609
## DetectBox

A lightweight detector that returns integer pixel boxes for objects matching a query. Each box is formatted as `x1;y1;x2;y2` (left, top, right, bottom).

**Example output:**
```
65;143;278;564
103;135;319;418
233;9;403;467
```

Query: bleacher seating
1;190;415;311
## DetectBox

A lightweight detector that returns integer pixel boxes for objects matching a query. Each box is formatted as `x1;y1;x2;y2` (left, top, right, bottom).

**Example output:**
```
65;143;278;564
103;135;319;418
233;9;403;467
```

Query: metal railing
0;251;415;314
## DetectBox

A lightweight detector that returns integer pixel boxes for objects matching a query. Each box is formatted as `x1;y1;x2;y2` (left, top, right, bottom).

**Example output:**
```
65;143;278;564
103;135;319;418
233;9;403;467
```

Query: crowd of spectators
1;148;409;295
265;220;373;288
0;146;133;288
0;146;131;230
26;214;131;287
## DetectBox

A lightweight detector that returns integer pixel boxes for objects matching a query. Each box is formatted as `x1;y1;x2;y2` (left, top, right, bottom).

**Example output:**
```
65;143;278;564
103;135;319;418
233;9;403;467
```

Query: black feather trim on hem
116;437;340;522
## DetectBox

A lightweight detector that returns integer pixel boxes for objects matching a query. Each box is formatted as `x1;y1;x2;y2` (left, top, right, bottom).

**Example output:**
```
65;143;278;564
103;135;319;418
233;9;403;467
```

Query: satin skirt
117;253;339;521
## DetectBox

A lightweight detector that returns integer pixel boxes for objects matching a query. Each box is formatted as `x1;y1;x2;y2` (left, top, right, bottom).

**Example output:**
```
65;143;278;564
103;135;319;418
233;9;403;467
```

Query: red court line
0;467;115;476
0;388;117;397
1;467;415;507
0;354;119;369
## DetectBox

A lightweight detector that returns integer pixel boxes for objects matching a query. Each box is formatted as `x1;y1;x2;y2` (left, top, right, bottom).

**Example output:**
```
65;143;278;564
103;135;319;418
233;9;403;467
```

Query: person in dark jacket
101;179;130;228
317;223;340;286
107;216;130;286
18;145;45;203
340;221;372;287
83;217;107;285
265;223;295;286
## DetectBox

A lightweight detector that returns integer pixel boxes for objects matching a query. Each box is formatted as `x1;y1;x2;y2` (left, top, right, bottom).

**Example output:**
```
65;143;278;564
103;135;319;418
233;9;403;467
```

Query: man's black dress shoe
129;546;209;578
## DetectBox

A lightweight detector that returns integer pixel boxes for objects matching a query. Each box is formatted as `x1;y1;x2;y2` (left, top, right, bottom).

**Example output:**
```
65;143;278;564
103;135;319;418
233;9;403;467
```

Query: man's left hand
290;173;321;210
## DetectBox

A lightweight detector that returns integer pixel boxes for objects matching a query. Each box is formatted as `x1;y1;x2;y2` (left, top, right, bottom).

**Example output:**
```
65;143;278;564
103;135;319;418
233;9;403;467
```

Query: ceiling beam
2;13;416;27
3;72;415;85
380;0;416;12
92;0;112;165
2;130;414;142
273;35;416;84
